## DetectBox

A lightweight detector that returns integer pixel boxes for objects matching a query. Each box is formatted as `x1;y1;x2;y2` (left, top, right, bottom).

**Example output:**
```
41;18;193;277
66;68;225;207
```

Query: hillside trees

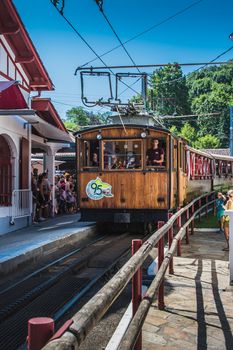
63;106;109;131
150;65;190;116
187;63;233;147
151;61;233;148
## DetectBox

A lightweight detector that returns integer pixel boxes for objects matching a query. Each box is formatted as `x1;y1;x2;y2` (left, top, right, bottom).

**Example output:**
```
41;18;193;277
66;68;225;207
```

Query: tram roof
74;123;174;136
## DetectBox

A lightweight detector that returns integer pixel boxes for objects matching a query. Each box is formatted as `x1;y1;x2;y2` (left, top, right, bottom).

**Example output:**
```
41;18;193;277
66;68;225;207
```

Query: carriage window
172;139;177;170
146;138;166;167
81;140;100;168
103;140;142;170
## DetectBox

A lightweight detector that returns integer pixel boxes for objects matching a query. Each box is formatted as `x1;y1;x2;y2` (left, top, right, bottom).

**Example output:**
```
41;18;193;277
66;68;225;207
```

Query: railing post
199;199;202;221
205;195;208;217
213;193;216;215
177;208;182;257
132;239;142;350
157;221;165;310
186;209;190;244
191;204;195;235
27;317;54;350
168;213;174;274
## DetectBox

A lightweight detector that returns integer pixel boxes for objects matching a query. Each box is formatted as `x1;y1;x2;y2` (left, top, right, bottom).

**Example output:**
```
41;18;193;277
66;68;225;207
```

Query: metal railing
10;189;32;224
42;191;215;350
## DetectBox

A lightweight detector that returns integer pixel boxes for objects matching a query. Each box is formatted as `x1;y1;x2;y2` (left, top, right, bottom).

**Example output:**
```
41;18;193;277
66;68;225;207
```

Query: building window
0;135;12;206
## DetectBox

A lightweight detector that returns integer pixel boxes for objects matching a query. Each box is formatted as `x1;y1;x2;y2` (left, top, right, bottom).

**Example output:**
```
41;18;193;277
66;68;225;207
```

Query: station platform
142;230;233;350
0;213;96;276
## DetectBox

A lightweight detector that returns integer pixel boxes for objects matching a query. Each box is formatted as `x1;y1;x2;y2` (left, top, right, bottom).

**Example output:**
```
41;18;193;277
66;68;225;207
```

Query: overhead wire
156;46;233;86
77;0;204;70
49;0;141;98
94;0;140;73
94;0;146;103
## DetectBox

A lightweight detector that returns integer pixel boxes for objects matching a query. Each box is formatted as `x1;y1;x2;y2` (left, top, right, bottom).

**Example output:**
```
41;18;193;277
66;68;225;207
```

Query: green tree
194;134;220;149
187;61;233;147
170;123;197;146
63;106;108;132
150;64;190;116
191;84;231;146
179;123;197;146
170;125;179;136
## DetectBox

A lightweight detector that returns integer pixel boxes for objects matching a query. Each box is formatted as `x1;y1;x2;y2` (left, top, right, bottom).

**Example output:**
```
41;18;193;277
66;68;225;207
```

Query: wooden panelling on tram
79;172;168;209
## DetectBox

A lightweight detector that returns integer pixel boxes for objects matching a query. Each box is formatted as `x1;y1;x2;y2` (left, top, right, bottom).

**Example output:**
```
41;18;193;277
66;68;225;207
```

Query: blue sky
14;0;233;118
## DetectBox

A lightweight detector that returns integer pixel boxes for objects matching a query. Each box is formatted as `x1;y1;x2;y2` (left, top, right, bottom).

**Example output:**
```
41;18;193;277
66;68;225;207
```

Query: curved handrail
118;198;215;350
43;191;215;350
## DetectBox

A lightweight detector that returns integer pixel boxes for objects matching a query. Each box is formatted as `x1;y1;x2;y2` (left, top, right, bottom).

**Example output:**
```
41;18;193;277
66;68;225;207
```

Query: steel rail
0;232;102;296
43;191;215;350
118;199;215;350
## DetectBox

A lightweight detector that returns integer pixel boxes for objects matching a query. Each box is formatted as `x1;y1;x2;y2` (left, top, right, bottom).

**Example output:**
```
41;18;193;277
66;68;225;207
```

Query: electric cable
49;0;140;98
156;46;233;85
94;0;140;73
77;0;204;70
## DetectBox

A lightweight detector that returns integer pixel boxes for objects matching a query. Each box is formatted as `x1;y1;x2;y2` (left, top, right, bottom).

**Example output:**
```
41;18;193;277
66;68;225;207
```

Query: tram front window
103;140;142;170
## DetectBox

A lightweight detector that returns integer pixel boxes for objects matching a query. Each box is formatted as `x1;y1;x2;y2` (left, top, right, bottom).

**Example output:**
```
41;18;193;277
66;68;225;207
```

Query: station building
0;0;73;234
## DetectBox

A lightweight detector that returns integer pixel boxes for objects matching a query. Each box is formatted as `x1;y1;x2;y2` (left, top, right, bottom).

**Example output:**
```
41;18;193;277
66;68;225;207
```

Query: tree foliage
194;134;220;149
153;61;233;148
170;122;220;149
150;65;190;116
63;107;109;132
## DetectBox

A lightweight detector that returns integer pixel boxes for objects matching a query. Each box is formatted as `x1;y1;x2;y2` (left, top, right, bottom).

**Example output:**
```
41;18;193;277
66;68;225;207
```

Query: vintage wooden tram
75;114;233;226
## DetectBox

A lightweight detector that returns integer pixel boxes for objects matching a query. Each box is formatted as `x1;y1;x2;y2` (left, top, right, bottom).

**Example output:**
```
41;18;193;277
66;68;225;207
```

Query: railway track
0;231;146;350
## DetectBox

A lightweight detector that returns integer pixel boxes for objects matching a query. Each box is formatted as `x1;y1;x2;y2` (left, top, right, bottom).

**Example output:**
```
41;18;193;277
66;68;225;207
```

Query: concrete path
142;230;233;350
0;213;96;275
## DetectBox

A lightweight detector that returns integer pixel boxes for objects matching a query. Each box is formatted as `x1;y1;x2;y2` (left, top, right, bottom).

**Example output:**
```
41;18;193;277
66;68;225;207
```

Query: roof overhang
0;109;73;142
31;98;67;133
0;0;53;91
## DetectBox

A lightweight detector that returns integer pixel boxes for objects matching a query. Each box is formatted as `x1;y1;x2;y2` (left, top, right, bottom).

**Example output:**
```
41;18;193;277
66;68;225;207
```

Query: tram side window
146;138;166;167
81;140;100;169
103;140;142;170
172;139;177;170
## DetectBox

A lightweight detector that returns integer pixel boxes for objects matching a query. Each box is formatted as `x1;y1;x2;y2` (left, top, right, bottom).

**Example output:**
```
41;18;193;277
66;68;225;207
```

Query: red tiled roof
0;0;54;91
31;98;67;133
203;149;230;156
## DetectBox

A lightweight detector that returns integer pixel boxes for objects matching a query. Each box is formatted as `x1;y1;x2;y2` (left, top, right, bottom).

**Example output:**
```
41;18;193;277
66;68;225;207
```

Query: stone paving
142;230;233;350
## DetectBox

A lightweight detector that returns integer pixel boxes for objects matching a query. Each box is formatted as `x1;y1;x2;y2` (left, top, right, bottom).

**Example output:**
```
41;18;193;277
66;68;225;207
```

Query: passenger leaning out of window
146;139;164;166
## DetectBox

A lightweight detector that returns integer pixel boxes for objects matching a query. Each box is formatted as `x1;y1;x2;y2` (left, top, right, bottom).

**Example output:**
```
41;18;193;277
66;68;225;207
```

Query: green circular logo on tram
86;177;114;200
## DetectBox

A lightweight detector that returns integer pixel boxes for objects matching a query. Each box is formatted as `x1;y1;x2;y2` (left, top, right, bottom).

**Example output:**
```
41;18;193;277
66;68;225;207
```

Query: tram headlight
97;134;102;140
141;132;147;138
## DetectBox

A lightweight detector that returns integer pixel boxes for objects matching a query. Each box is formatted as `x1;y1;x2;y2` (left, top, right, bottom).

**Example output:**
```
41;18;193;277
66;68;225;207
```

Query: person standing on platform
216;192;226;233
223;190;233;251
